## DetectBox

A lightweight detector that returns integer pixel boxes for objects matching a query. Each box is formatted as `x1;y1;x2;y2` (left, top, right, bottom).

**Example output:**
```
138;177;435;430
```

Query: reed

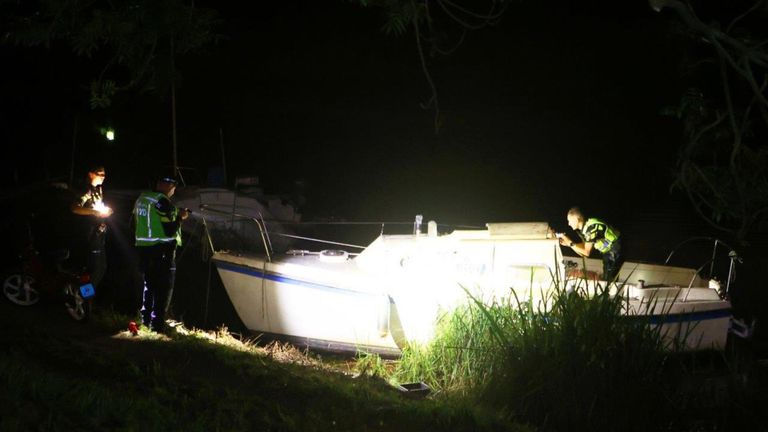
393;304;500;397
486;285;678;431
390;273;688;431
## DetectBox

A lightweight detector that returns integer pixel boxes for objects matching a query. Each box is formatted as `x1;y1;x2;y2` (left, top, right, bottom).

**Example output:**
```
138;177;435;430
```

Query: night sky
0;1;759;261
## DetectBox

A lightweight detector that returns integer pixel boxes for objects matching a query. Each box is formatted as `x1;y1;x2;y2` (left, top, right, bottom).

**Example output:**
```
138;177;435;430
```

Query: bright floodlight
105;129;115;141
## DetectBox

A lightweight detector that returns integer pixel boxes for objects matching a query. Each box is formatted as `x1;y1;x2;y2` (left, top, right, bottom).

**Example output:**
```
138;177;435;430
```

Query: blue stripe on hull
634;308;731;325
214;259;363;296
215;259;399;355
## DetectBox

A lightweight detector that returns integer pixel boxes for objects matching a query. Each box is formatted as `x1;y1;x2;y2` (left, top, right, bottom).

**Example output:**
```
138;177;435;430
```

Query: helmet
157;175;178;185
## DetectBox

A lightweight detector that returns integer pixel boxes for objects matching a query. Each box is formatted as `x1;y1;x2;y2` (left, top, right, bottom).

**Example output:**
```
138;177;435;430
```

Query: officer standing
558;206;623;282
132;176;189;333
70;165;113;289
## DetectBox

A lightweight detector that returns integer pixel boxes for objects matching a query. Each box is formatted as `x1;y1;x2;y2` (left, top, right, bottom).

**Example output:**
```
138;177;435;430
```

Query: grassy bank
2;282;767;432
0;301;522;432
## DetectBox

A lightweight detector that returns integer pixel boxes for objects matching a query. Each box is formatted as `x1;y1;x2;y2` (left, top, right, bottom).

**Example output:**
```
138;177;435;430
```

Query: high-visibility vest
583;218;620;253
133;191;180;247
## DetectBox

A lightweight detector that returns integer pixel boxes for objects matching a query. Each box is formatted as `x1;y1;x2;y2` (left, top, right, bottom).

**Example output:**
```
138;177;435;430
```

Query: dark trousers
137;242;177;330
602;239;623;283
87;224;107;288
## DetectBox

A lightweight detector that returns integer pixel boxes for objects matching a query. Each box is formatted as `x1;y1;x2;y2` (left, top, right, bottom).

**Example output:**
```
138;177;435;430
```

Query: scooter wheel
2;272;39;306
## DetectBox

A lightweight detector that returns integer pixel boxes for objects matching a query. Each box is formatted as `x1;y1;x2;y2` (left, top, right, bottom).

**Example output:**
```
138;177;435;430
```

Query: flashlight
92;201;112;217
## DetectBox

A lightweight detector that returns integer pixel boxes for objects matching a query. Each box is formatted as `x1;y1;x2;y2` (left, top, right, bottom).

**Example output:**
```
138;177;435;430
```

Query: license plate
79;283;95;299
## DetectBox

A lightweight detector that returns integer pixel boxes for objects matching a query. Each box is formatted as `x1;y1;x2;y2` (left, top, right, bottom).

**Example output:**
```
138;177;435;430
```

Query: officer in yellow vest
558;206;623;282
133;176;189;332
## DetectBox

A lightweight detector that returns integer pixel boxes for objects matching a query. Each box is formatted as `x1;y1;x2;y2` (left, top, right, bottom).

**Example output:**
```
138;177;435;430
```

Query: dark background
1;1;685;223
1;1;766;331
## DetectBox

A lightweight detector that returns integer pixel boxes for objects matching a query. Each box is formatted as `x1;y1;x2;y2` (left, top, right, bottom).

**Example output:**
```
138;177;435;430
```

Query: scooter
2;241;94;322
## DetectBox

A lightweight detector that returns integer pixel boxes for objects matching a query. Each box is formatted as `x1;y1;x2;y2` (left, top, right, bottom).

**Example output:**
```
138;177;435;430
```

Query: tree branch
726;0;765;34
412;0;441;133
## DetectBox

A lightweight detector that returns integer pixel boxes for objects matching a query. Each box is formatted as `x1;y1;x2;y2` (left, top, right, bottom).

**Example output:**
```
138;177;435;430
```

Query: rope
200;215;216;258
269;232;366;250
175;216;201;263
200;215;216;327
198;205;482;229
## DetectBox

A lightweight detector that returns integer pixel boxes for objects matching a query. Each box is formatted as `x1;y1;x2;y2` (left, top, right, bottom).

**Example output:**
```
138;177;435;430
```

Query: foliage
390;282;677;430
351;0;510;133
655;0;768;241
386;272;768;431
483;287;676;432
1;0;220;108
394;302;502;396
355;350;395;377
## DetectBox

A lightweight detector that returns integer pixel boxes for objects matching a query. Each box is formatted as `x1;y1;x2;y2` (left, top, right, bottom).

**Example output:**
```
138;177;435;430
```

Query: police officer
558;207;623;282
133;176;189;333
70;165;113;289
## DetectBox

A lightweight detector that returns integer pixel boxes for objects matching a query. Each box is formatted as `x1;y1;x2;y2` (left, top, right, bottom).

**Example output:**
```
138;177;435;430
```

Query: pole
170;35;178;180
708;239;718;279
69;114;79;188
219;127;227;186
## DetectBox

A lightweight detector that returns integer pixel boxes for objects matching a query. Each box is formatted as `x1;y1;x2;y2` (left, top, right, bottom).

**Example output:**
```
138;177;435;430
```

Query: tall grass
394;302;501;397
391;277;686;431
483;285;676;431
384;266;768;431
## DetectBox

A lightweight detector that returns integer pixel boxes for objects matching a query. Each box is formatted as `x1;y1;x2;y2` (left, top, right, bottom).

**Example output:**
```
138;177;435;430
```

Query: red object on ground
128;321;139;336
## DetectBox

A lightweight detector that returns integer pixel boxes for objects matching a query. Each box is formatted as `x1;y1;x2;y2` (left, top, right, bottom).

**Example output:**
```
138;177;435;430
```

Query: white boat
210;219;734;355
174;185;301;252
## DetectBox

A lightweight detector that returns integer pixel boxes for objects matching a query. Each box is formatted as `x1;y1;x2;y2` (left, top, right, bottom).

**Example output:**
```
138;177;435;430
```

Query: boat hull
624;287;731;350
214;255;400;354
212;223;733;355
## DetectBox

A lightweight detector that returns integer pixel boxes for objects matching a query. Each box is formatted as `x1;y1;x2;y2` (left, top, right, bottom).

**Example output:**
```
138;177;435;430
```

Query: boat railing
664;236;742;298
198;205;381;260
199;204;275;261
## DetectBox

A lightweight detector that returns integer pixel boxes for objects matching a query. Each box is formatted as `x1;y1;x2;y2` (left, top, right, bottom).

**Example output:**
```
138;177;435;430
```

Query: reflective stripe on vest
134;192;177;246
584;218;620;253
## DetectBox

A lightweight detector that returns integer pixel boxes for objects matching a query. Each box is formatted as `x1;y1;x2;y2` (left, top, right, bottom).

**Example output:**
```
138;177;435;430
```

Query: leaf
89;79;117;109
